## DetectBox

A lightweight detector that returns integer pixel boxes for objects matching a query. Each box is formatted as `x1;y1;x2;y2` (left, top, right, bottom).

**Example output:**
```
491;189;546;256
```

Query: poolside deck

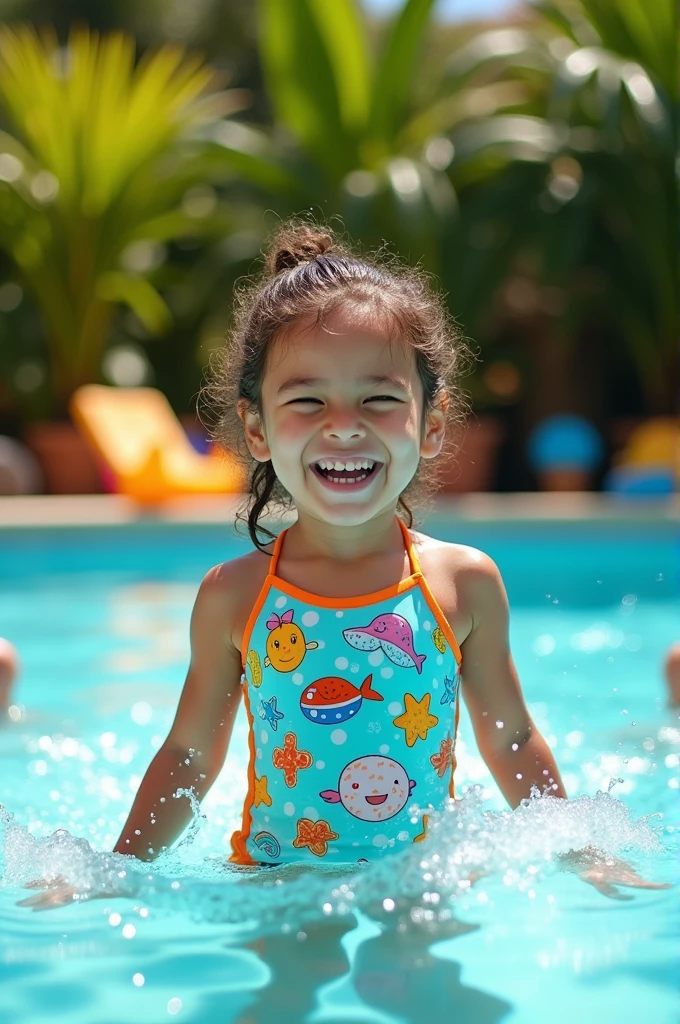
0;492;675;528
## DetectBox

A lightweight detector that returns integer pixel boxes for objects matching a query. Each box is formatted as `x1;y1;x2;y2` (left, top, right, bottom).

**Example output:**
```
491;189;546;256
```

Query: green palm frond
0;25;238;410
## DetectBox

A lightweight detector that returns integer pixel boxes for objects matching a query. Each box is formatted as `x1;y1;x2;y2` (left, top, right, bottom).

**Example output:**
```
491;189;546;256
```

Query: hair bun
267;224;336;276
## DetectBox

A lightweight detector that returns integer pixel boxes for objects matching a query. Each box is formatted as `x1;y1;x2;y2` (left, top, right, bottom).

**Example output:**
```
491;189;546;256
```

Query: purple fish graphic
343;613;426;674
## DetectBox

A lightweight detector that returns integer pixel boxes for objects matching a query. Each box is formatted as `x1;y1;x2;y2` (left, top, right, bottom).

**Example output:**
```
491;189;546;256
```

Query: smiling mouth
311;459;382;486
364;793;388;805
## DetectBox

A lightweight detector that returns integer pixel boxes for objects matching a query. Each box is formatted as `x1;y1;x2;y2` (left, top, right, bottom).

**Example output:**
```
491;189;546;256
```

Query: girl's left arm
456;552;566;807
456;552;670;897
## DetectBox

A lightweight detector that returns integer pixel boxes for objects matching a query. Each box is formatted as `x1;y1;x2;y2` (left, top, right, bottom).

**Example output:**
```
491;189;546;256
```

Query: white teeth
317;458;375;471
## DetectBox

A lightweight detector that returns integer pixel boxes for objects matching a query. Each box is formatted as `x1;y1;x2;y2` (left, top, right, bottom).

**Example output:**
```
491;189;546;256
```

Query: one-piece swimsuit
230;519;462;865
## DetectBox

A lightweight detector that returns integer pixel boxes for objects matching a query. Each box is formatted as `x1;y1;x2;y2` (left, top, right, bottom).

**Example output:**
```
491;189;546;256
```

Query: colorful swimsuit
230;519;462;865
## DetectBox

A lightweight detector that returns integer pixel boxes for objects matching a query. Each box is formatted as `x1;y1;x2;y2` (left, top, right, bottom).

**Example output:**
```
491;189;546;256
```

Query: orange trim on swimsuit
228;681;258;865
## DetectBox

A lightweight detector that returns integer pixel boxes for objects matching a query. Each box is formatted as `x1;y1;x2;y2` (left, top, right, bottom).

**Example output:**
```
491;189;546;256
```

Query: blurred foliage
0;0;675;432
0;24;250;414
0;0;260;83
438;0;677;414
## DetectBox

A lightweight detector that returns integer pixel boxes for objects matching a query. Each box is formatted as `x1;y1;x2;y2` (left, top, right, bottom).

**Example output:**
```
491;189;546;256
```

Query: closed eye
364;395;402;403
286;397;323;405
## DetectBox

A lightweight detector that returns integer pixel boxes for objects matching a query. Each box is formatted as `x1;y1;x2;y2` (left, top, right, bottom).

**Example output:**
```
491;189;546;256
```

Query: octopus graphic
264;609;319;672
343;613;426;673
320;755;416;822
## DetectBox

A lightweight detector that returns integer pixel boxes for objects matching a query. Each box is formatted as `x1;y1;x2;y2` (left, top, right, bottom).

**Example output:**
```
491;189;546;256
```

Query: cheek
270;413;307;443
381;407;421;443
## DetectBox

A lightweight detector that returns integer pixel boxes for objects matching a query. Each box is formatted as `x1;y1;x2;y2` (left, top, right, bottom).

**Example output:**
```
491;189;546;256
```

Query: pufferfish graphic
264;610;319;672
320;755;416;822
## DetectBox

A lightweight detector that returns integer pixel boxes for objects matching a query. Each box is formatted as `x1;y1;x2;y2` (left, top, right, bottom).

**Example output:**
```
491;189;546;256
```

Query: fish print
264;609;318;672
300;673;383;725
320;755;417;822
343;612;426;673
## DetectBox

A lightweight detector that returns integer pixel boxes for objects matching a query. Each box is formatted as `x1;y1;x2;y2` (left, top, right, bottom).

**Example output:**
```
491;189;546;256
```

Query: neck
286;507;403;563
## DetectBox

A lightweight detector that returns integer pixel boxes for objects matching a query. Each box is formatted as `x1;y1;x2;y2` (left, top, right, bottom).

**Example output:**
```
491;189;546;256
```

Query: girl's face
241;307;446;528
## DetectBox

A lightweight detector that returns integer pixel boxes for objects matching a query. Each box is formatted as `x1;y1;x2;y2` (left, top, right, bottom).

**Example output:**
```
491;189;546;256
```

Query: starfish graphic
430;736;453;778
253;774;272;808
259;695;284;731
292;817;339;857
393;692;439;747
272;731;313;787
440;671;459;707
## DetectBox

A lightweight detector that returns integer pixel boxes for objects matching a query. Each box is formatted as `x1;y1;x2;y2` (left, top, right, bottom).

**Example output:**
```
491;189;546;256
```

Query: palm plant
207;0;675;418
434;0;677;413
219;0;528;284
0;24;243;413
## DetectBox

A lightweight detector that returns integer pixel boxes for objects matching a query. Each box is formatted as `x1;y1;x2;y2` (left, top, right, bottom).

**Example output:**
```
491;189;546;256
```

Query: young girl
22;222;663;907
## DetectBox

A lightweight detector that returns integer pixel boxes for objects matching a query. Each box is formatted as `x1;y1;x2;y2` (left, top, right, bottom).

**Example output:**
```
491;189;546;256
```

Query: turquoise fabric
231;531;461;865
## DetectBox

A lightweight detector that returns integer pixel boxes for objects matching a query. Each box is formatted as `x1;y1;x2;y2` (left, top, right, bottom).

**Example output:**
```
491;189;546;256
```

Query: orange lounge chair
70;384;245;503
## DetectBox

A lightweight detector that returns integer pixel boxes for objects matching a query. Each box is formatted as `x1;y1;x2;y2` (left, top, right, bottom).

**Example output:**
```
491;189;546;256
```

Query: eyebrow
277;374;410;395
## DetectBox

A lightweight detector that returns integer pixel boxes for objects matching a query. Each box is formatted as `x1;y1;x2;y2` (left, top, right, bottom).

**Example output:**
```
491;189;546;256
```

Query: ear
420;391;448;460
237;398;271;463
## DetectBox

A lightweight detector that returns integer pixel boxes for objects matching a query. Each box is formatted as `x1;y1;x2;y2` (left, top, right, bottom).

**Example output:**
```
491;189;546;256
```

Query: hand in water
17;876;109;912
559;846;673;900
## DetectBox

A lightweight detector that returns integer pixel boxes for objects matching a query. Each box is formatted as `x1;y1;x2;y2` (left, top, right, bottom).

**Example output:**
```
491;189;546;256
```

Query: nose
322;408;366;443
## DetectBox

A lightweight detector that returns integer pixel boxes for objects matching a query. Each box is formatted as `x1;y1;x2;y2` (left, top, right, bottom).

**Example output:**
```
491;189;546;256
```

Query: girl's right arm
113;563;244;862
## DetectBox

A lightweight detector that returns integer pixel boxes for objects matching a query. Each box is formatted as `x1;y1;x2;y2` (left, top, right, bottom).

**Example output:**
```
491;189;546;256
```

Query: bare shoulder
412;530;501;582
410;531;506;643
199;546;270;597
194;546;271;651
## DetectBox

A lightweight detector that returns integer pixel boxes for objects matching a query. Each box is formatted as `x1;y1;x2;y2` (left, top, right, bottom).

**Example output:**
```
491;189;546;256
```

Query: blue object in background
603;465;674;496
527;414;604;471
185;428;211;454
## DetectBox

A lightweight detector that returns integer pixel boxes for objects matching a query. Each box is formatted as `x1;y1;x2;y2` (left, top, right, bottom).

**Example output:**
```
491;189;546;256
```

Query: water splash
0;787;669;938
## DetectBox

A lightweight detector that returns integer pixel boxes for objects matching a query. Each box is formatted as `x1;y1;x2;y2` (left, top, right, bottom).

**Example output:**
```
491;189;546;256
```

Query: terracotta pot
24;421;104;494
537;468;592;491
438;416;505;493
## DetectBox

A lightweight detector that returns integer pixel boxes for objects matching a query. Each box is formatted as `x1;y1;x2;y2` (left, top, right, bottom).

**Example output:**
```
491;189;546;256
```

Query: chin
309;495;401;527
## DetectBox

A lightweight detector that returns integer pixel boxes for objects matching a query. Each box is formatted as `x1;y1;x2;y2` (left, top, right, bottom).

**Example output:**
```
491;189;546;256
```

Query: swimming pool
0;509;678;1023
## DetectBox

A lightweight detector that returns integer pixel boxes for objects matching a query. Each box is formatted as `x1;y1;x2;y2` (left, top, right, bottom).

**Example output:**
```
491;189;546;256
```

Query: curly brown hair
202;218;474;550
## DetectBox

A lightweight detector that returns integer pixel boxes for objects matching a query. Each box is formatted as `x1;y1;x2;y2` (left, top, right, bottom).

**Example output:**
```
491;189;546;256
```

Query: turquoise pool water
0;515;678;1023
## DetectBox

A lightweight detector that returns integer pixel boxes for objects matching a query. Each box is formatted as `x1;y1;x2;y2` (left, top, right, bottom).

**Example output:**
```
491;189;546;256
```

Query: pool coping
0;492;675;529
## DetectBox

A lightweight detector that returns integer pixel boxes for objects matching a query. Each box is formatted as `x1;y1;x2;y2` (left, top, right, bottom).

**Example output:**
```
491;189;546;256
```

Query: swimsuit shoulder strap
397;517;422;577
268;528;288;577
